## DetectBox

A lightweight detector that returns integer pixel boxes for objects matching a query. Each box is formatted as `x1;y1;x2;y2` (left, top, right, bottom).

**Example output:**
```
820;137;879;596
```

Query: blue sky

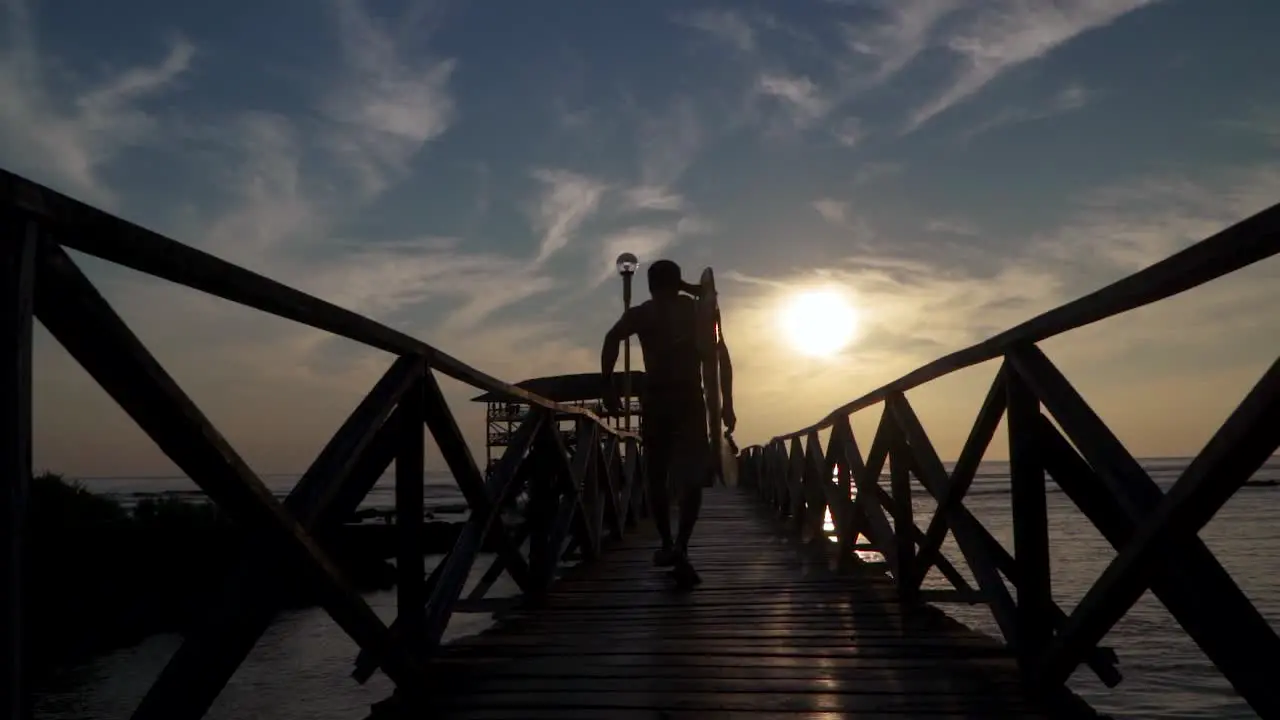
7;0;1280;475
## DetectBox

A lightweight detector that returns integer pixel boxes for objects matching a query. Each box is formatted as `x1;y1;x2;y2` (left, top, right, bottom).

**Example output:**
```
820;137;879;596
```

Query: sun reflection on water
823;464;885;563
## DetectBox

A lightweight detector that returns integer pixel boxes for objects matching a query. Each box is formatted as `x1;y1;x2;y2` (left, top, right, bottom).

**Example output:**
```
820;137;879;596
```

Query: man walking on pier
601;259;736;572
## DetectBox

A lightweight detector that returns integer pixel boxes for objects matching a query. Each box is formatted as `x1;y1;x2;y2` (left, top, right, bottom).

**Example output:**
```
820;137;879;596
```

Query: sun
780;288;859;358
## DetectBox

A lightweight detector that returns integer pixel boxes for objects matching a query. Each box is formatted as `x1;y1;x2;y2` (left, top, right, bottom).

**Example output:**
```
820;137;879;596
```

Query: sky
6;0;1280;477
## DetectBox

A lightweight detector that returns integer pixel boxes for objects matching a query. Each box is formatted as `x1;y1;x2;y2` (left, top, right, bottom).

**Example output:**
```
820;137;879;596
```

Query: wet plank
379;488;1099;718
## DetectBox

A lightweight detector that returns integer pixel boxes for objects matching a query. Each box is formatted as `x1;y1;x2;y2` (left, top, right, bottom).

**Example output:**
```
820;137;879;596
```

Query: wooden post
395;370;426;654
578;419;603;553
786;437;805;523
803;431;827;541
888;427;916;603
1006;357;1052;673
526;432;557;595
623;436;642;527
1;216;34;720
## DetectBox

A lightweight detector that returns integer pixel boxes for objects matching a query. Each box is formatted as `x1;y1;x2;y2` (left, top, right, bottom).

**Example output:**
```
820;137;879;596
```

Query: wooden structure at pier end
471;372;644;478
3;162;1280;719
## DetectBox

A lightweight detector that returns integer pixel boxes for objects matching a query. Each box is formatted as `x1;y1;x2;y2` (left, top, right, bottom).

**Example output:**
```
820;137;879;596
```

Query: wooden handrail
0;168;634;440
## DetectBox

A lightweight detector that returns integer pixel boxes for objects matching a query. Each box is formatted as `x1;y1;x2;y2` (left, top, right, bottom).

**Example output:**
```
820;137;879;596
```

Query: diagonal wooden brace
32;238;419;693
1010;345;1280;714
834;412;897;568
1028;355;1280;712
133;357;423;720
422;370;534;592
888;393;1019;646
544;420;599;561
910;363;1008;590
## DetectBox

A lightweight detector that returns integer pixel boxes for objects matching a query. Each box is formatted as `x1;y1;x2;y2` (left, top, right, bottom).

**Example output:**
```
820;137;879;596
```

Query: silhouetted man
601;259;736;568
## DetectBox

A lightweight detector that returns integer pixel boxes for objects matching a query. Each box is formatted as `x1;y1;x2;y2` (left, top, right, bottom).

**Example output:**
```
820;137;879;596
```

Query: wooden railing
737;200;1280;717
0;169;648;720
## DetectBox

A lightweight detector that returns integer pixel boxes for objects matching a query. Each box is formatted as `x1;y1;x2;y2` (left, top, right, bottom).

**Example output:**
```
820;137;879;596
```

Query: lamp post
615;252;639;431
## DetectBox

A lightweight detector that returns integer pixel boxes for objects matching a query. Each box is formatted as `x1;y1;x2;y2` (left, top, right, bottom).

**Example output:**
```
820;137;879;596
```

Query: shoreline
23;472;516;679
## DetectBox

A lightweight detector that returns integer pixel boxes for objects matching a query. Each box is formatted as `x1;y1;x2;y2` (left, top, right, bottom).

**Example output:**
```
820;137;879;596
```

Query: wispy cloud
190;0;458;280
812;198;848;225
811;198;877;246
529;168;608;265
588;212;718;288
831;117;866;148
0;0;193;205
637;97;702;188
757;73;831;130
960;82;1092;141
906;0;1159;131
619;96;703;225
622;185;685;212
1034;165;1280;274
853;161;905;186
321;0;457;197
202;113;320;263
309;242;556;332
595;226;680;285
19;0;528;360
670;0;1159;145
1218;105;1280;150
925;217;980;236
676;8;756;52
839;0;959;88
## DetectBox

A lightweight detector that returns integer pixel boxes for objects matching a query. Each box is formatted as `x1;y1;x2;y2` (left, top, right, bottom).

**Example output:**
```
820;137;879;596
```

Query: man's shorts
641;386;712;490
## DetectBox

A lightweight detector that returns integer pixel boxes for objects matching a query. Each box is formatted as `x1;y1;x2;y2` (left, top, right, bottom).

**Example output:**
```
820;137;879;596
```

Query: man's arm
600;308;638;388
715;310;736;431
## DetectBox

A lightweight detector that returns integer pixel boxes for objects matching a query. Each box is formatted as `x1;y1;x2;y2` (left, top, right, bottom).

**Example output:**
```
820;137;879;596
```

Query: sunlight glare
780;287;859;357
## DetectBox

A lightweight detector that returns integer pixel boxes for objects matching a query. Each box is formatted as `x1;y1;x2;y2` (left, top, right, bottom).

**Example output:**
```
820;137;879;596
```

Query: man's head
647;259;683;298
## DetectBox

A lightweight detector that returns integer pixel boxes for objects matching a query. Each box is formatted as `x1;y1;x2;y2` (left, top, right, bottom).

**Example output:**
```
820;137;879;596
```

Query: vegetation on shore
25;472;396;676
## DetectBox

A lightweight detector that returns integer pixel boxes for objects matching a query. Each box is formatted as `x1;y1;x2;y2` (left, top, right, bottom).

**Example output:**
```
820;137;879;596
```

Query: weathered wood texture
373;490;1095;719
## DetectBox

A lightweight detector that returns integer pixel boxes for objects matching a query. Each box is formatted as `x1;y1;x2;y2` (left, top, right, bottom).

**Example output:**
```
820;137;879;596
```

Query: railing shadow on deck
736;198;1280;716
0;169;649;720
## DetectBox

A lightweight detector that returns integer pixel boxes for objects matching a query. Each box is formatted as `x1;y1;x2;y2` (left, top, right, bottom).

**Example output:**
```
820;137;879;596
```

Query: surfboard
695;267;723;487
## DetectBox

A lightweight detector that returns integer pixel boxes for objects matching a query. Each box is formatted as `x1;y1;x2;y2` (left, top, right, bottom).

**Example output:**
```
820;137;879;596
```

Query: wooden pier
3;166;1280;719
389;488;1079;718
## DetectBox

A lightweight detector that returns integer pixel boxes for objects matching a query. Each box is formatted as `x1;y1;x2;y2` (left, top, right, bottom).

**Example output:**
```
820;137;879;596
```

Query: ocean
32;458;1280;719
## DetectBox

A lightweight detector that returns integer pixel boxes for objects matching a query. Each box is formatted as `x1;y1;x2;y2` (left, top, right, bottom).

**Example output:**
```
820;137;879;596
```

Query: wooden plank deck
394;488;1096;719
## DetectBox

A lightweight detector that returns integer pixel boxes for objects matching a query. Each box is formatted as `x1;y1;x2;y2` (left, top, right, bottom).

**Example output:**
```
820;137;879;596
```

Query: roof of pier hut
470;371;646;404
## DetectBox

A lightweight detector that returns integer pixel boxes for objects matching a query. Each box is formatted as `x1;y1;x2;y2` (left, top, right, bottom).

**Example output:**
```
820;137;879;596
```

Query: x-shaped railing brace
1008;345;1280;716
32;238;553;719
33;227;429;720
